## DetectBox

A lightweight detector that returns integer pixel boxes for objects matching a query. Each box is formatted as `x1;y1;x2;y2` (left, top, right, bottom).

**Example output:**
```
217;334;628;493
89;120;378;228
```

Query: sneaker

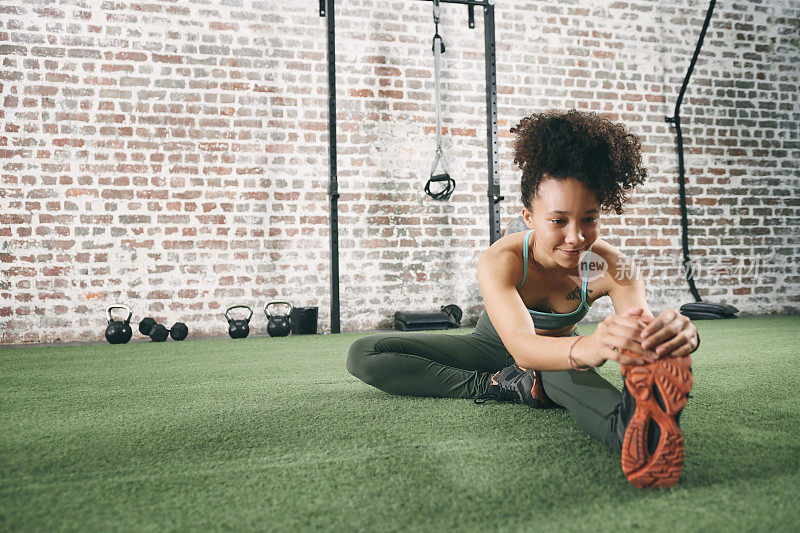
617;355;693;489
474;363;551;408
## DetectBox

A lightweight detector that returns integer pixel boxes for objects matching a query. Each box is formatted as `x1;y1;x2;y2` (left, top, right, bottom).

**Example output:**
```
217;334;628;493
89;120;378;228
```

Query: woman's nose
565;224;583;244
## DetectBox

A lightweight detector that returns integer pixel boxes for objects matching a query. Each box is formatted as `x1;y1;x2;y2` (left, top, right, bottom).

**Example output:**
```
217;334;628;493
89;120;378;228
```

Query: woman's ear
522;207;535;229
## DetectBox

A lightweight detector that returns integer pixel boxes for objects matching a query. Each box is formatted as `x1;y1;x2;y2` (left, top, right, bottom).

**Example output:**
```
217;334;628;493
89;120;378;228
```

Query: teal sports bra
518;229;593;330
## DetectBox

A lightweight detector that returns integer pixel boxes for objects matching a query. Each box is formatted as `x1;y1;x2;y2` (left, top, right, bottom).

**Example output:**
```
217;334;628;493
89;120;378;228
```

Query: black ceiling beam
418;0;493;6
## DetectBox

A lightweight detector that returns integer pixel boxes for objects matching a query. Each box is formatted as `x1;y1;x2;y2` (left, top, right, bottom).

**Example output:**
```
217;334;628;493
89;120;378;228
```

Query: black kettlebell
105;304;133;344
265;301;293;338
139;317;169;342
225;305;253;339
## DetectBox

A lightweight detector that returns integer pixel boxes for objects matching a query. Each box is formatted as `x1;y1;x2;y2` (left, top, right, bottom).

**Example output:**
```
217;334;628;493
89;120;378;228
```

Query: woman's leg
475;313;625;452
539;367;624;454
347;330;513;399
541;329;694;488
347;312;624;451
535;328;625;453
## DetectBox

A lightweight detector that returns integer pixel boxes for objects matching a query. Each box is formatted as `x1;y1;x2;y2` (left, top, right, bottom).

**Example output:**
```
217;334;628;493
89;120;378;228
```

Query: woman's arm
558;245;662;367
478;249;652;371
603;244;655;319
641;310;700;358
605;247;699;358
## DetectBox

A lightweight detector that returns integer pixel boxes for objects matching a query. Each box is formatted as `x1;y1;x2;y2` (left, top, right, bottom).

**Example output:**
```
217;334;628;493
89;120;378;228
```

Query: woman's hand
573;307;658;368
640;309;698;359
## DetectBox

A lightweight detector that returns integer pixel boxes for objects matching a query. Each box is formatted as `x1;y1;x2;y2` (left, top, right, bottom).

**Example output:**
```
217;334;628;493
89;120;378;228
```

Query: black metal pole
483;2;502;244
322;0;341;334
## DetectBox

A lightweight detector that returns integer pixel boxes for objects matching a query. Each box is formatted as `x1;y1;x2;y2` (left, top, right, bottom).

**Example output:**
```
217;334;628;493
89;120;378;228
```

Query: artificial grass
1;316;799;532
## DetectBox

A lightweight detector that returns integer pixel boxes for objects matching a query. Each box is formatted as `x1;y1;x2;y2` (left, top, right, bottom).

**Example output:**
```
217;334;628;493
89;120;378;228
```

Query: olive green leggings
346;311;624;454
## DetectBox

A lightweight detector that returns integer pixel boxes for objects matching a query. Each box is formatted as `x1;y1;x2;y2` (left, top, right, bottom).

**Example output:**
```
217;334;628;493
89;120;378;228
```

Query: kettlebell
265;301;293;338
105;304;133;344
225;305;253;339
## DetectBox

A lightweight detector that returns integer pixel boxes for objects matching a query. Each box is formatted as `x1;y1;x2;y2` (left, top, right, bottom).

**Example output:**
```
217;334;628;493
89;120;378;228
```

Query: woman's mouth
559;249;582;257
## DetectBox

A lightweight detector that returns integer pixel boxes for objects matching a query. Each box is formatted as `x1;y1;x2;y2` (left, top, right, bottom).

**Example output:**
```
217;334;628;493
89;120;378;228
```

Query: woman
347;110;699;489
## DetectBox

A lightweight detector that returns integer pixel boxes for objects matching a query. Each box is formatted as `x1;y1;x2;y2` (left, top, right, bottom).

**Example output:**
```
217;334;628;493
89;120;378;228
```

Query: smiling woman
347;109;699;489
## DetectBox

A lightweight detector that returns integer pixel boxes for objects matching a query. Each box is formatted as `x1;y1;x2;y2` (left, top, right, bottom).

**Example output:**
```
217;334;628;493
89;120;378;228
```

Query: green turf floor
2;316;799;532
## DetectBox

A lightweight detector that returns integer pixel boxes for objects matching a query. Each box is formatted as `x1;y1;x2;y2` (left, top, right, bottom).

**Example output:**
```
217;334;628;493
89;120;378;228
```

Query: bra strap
517;229;534;290
580;250;592;301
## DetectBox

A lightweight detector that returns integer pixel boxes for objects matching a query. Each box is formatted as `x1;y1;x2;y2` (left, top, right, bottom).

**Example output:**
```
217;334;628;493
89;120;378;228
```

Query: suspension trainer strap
425;0;455;201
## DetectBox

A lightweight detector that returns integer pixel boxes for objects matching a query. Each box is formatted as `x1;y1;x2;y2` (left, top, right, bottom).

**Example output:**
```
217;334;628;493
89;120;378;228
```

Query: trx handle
425;174;455;201
426;147;454;200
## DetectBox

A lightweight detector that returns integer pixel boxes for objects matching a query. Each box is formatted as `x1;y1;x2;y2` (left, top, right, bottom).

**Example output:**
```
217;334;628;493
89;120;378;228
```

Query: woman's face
522;176;601;272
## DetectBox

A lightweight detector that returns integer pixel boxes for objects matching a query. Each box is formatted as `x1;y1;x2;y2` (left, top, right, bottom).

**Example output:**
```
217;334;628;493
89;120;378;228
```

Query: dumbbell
170;322;188;341
139;317;188;342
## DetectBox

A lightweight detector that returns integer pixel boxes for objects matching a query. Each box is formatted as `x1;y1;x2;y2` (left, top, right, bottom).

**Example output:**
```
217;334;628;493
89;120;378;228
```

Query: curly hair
510;109;647;215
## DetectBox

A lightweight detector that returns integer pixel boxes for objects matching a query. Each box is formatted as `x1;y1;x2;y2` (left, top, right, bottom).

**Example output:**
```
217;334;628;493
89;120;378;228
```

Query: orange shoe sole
619;354;693;489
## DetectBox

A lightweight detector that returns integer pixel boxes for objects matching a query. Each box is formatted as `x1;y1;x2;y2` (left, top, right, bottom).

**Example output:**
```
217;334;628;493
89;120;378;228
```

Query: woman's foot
618;355;693;488
474;363;551;408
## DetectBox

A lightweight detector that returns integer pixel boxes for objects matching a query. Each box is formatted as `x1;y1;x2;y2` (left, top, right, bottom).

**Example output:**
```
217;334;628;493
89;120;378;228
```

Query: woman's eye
550;219;565;224
584;217;597;223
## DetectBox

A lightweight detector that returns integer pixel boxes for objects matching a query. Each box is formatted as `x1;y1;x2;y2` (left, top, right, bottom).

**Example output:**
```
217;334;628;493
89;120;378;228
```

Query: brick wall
1;0;798;344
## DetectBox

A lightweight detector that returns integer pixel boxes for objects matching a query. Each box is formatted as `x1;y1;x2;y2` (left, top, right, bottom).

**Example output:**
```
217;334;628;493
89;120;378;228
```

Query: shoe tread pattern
620;355;693;489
